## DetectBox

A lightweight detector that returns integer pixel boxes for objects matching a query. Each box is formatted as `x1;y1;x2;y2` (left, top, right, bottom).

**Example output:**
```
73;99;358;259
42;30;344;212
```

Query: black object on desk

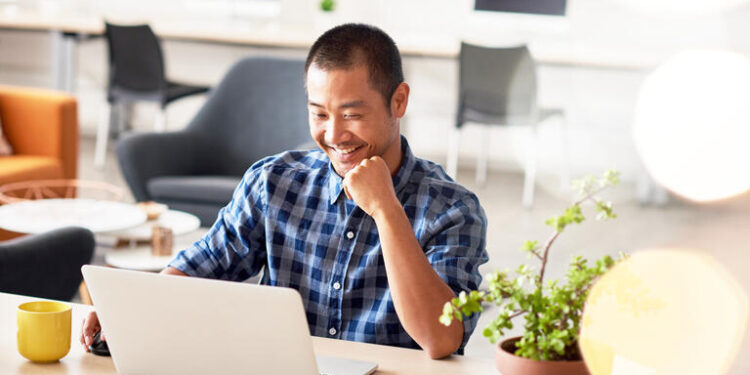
89;331;111;356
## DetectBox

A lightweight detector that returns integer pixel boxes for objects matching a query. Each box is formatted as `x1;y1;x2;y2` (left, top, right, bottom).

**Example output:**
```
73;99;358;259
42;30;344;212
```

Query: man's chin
332;163;354;177
332;158;366;177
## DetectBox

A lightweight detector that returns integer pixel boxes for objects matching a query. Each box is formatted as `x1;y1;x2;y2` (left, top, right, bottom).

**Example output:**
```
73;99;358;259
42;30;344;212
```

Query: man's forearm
373;204;464;359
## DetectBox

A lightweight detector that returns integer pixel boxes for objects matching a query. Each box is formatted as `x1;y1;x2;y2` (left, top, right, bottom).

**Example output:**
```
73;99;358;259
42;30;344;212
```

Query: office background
1;0;748;373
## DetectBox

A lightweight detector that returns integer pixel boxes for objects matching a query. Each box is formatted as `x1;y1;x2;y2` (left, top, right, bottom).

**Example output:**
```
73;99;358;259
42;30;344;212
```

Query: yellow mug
17;301;72;363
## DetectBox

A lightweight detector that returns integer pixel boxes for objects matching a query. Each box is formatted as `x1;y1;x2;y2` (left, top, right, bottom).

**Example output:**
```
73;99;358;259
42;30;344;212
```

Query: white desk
0;292;495;374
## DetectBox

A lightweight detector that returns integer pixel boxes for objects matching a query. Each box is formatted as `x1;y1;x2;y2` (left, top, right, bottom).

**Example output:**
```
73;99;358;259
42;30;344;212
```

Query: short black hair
305;23;404;106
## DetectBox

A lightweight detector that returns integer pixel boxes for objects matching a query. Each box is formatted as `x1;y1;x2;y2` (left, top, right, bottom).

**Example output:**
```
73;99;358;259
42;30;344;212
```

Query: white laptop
81;265;378;375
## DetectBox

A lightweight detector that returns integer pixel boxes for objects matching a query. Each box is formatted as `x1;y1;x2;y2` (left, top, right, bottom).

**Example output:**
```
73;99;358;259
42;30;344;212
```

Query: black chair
95;22;210;168
116;56;312;226
446;42;568;208
0;227;95;301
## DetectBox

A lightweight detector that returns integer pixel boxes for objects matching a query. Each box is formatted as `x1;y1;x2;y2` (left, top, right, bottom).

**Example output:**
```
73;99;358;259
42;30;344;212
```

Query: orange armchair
0;85;78;186
0;85;78;241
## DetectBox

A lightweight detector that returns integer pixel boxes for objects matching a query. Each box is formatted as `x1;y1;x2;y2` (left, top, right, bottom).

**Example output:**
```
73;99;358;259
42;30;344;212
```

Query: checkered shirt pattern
169;137;489;353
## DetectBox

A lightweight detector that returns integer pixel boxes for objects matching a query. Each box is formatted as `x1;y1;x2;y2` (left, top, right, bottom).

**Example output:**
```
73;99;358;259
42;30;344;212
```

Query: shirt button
333;281;341;290
329;327;337;336
346;231;354;239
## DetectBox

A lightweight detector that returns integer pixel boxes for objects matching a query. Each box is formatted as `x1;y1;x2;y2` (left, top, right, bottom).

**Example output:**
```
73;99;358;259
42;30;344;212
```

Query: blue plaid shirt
169;137;488;352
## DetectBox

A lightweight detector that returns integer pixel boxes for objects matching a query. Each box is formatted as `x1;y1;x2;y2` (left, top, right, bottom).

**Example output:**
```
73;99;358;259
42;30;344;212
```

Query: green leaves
522;240;538;252
521;241;539;256
545;205;585;233
437;170;623;361
603;169;621;186
573;169;620;198
440;290;485;327
595;200;616;220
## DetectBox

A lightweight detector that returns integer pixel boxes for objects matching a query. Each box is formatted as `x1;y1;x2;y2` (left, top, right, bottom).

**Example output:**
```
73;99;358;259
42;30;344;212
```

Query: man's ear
390;82;410;118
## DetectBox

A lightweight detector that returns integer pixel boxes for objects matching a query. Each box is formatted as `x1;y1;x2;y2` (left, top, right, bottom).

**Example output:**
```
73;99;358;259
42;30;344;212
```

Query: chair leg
94;102;113;169
522;124;538;209
447;127;461;179
155;107;167;132
476;126;489;186
114;101;128;138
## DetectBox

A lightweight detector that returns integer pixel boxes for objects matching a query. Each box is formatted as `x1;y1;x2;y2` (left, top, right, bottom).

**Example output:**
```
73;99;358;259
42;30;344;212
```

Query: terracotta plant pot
495;337;590;375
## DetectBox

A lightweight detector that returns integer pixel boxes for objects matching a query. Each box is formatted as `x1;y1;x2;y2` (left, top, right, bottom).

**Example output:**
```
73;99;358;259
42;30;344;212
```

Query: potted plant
440;170;624;375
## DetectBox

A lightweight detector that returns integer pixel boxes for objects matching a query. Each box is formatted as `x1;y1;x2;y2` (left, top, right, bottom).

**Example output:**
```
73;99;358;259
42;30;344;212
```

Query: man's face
306;63;407;177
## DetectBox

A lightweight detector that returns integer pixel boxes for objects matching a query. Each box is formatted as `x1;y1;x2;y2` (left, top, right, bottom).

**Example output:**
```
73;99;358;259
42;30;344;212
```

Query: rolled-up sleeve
423;192;489;352
168;164;268;281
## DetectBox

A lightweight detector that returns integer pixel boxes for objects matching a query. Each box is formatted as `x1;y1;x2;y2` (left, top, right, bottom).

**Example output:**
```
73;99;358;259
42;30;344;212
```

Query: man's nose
324;116;350;145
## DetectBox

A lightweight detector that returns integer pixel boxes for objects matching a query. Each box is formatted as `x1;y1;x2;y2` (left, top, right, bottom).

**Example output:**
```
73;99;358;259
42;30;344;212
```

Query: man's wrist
371;198;404;223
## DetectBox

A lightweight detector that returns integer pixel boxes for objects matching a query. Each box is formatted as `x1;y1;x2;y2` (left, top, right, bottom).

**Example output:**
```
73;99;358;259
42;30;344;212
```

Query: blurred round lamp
580;249;748;375
633;50;750;202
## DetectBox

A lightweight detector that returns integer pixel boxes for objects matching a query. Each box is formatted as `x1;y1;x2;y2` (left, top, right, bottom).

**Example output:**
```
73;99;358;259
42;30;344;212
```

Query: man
81;23;488;359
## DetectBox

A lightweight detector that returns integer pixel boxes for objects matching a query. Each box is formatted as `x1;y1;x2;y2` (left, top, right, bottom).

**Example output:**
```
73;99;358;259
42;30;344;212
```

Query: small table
102;209;201;241
0;198;146;234
104;229;205;272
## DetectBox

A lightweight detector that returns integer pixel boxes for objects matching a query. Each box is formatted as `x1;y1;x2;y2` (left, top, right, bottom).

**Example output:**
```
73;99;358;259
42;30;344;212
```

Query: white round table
102;209;201;241
0;198;146;234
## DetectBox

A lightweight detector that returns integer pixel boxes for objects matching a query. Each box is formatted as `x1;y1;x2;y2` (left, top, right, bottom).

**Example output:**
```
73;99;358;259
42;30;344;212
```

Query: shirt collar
327;135;416;205
328;163;345;204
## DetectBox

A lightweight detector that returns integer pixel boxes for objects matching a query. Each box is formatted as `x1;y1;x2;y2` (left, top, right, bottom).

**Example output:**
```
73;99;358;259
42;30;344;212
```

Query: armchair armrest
115;130;215;202
0;85;78;179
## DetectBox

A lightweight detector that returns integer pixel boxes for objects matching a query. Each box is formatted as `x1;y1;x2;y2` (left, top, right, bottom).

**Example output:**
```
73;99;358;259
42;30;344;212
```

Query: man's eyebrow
307;100;366;109
339;100;365;109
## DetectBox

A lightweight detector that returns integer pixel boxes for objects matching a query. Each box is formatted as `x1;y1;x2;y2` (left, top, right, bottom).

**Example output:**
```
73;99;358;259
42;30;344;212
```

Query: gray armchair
116;56;312;225
0;227;95;301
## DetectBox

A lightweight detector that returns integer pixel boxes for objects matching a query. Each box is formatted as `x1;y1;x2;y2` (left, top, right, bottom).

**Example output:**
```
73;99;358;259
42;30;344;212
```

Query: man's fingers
81;311;100;349
79;318;87;346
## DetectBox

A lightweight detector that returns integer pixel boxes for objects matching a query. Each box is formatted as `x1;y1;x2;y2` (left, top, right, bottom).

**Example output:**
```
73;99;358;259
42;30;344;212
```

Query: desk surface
0;292;495;374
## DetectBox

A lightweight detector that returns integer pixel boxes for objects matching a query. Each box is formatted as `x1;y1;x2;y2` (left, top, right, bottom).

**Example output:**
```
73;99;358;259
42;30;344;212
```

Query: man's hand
80;310;104;352
343;156;400;218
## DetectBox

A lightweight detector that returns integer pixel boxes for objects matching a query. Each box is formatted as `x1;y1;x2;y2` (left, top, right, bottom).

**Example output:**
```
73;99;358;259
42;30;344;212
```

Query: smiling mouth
329;144;365;161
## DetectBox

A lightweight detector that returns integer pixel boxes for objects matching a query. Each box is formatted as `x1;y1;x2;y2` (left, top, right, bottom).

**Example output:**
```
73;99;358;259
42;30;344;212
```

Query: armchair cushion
116;131;215;202
0;156;63;186
147;176;239;205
